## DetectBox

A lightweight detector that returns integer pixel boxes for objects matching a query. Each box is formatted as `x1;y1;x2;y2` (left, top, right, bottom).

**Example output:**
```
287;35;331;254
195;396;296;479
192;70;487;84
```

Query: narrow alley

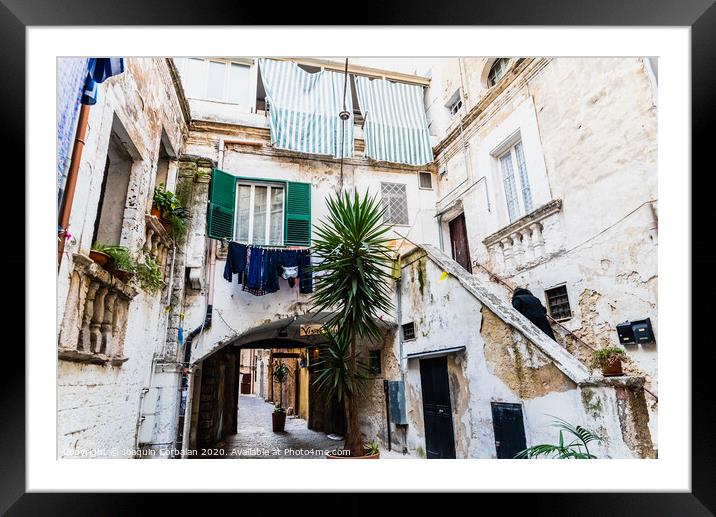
214;395;342;459
56;56;659;461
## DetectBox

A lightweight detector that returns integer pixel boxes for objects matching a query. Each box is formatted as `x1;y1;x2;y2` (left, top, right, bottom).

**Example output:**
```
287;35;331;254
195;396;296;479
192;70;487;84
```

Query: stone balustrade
483;199;562;274
144;213;173;277
58;253;138;366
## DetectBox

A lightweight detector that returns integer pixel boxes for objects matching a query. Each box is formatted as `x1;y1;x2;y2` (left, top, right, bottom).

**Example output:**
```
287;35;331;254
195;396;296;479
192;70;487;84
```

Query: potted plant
590;346;626;377
102;245;136;283
90;242;110;267
136;256;164;295
152;184;189;242
91;243;136;282
271;360;290;432
311;190;394;457
362;441;380;459
151;183;170;219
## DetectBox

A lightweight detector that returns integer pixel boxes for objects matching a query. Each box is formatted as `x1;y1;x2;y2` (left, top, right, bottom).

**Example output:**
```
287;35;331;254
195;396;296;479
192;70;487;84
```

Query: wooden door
449;213;471;272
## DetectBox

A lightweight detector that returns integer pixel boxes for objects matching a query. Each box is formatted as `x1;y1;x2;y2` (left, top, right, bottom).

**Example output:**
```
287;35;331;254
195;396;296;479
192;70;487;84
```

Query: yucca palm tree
311;189;394;457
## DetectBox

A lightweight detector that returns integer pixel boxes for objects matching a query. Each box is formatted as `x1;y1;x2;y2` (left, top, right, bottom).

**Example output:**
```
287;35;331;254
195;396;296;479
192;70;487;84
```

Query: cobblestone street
215;395;344;459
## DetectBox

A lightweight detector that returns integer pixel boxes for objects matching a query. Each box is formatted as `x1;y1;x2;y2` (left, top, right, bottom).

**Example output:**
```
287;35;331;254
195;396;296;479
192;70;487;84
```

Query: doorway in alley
449;213;472;272
188;341;346;458
419;356;456;459
491;402;527;459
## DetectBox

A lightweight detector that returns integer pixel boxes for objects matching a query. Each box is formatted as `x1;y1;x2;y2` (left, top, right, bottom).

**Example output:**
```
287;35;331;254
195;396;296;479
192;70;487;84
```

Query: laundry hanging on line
222;241;313;296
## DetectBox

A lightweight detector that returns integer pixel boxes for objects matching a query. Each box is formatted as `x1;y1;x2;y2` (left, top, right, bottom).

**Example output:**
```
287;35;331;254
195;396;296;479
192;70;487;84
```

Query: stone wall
395;246;654;459
57;58;188;458
426;57;658;447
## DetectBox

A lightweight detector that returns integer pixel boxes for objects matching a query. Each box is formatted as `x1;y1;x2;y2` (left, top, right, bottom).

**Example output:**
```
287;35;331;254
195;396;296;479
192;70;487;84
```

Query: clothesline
222;240;313;296
221;238;311;251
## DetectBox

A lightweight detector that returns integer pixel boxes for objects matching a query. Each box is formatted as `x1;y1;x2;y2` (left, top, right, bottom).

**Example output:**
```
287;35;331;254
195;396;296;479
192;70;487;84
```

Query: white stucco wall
181;135;441;364
398;253;648;459
57;58;188;458
424;57;658;445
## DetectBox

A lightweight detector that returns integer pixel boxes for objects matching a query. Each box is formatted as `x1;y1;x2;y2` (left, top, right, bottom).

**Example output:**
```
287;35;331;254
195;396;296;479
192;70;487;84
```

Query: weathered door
491;402;527;459
449;213;472;272
419;356;456;459
240;372;252;394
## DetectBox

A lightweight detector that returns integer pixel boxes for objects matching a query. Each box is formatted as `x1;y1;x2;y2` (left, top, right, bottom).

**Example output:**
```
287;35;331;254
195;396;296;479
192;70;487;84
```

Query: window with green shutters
284;181;311;246
207;169;312;247
207;168;236;240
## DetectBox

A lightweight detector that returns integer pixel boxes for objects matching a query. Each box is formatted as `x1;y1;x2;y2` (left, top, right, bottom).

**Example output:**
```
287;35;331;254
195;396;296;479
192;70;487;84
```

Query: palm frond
515;416;603;459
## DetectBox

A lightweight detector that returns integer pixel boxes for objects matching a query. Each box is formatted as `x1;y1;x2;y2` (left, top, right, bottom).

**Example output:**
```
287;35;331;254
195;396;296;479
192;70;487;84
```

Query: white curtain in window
354;77;433;166
259;59;354;159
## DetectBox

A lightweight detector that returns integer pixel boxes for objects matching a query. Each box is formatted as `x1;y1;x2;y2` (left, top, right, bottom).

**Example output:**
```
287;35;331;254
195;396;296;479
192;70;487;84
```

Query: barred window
402;322;416;341
381;182;409;225
545;285;572;320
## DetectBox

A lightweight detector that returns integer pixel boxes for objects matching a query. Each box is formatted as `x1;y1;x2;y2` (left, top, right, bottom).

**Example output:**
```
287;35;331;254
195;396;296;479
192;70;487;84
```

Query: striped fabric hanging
354;77;433;166
259;59;354;159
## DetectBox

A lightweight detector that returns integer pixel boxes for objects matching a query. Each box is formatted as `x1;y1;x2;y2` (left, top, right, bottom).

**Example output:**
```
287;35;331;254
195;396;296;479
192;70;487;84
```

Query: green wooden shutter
207;168;236;240
284;181;311;246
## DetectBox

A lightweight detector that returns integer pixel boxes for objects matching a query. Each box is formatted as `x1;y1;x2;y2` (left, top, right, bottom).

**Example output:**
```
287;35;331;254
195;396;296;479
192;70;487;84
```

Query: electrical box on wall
387;380;408;425
617;318;656;345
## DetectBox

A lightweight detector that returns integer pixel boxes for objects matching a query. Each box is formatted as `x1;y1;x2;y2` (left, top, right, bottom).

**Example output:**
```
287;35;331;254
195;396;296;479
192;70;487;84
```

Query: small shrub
364;441;379;456
590;346;626;370
92;243;136;273
136;257;163;295
153;184;189;243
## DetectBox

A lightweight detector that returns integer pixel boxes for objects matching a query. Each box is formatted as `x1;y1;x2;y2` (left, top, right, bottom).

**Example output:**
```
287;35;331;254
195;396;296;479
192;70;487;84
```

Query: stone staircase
468;254;657;403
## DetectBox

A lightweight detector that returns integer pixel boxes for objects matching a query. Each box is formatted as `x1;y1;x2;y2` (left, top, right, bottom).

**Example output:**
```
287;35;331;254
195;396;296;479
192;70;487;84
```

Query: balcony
144;213;173;278
58;253;138;366
483;199;562;274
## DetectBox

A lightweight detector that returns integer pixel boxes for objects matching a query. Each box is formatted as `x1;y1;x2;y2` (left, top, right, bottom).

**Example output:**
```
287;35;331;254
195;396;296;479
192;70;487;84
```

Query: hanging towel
354;76;433;166
259;58;354;159
81;58;125;106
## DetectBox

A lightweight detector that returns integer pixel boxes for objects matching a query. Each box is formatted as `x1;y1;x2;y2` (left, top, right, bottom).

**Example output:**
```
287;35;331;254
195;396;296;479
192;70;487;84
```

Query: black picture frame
4;1;712;513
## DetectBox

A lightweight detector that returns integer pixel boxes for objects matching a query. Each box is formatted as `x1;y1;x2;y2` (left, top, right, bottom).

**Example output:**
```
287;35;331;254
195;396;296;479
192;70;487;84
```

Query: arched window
488;58;510;87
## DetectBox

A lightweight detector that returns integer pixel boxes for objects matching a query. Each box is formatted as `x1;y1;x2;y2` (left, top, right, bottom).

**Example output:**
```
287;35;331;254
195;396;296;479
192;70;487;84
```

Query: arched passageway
183;325;347;458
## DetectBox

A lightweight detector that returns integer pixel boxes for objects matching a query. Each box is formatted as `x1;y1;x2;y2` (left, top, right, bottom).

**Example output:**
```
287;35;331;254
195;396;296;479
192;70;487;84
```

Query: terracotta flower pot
89;250;110;267
601;357;624;377
151;207;161;218
272;411;286;432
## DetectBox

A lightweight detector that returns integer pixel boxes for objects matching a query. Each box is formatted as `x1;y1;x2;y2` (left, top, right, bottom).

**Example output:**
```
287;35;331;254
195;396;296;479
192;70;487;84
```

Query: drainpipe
180;366;195;459
393;270;407;453
57;103;90;272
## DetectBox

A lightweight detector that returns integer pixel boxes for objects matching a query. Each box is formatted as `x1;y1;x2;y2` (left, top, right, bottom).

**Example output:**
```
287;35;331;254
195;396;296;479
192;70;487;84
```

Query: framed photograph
6;0;712;513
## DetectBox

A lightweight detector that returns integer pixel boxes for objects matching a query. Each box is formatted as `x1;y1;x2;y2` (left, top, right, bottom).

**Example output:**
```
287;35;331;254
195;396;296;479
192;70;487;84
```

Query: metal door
491;402;527;459
420;356;456;459
449;213;472;272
